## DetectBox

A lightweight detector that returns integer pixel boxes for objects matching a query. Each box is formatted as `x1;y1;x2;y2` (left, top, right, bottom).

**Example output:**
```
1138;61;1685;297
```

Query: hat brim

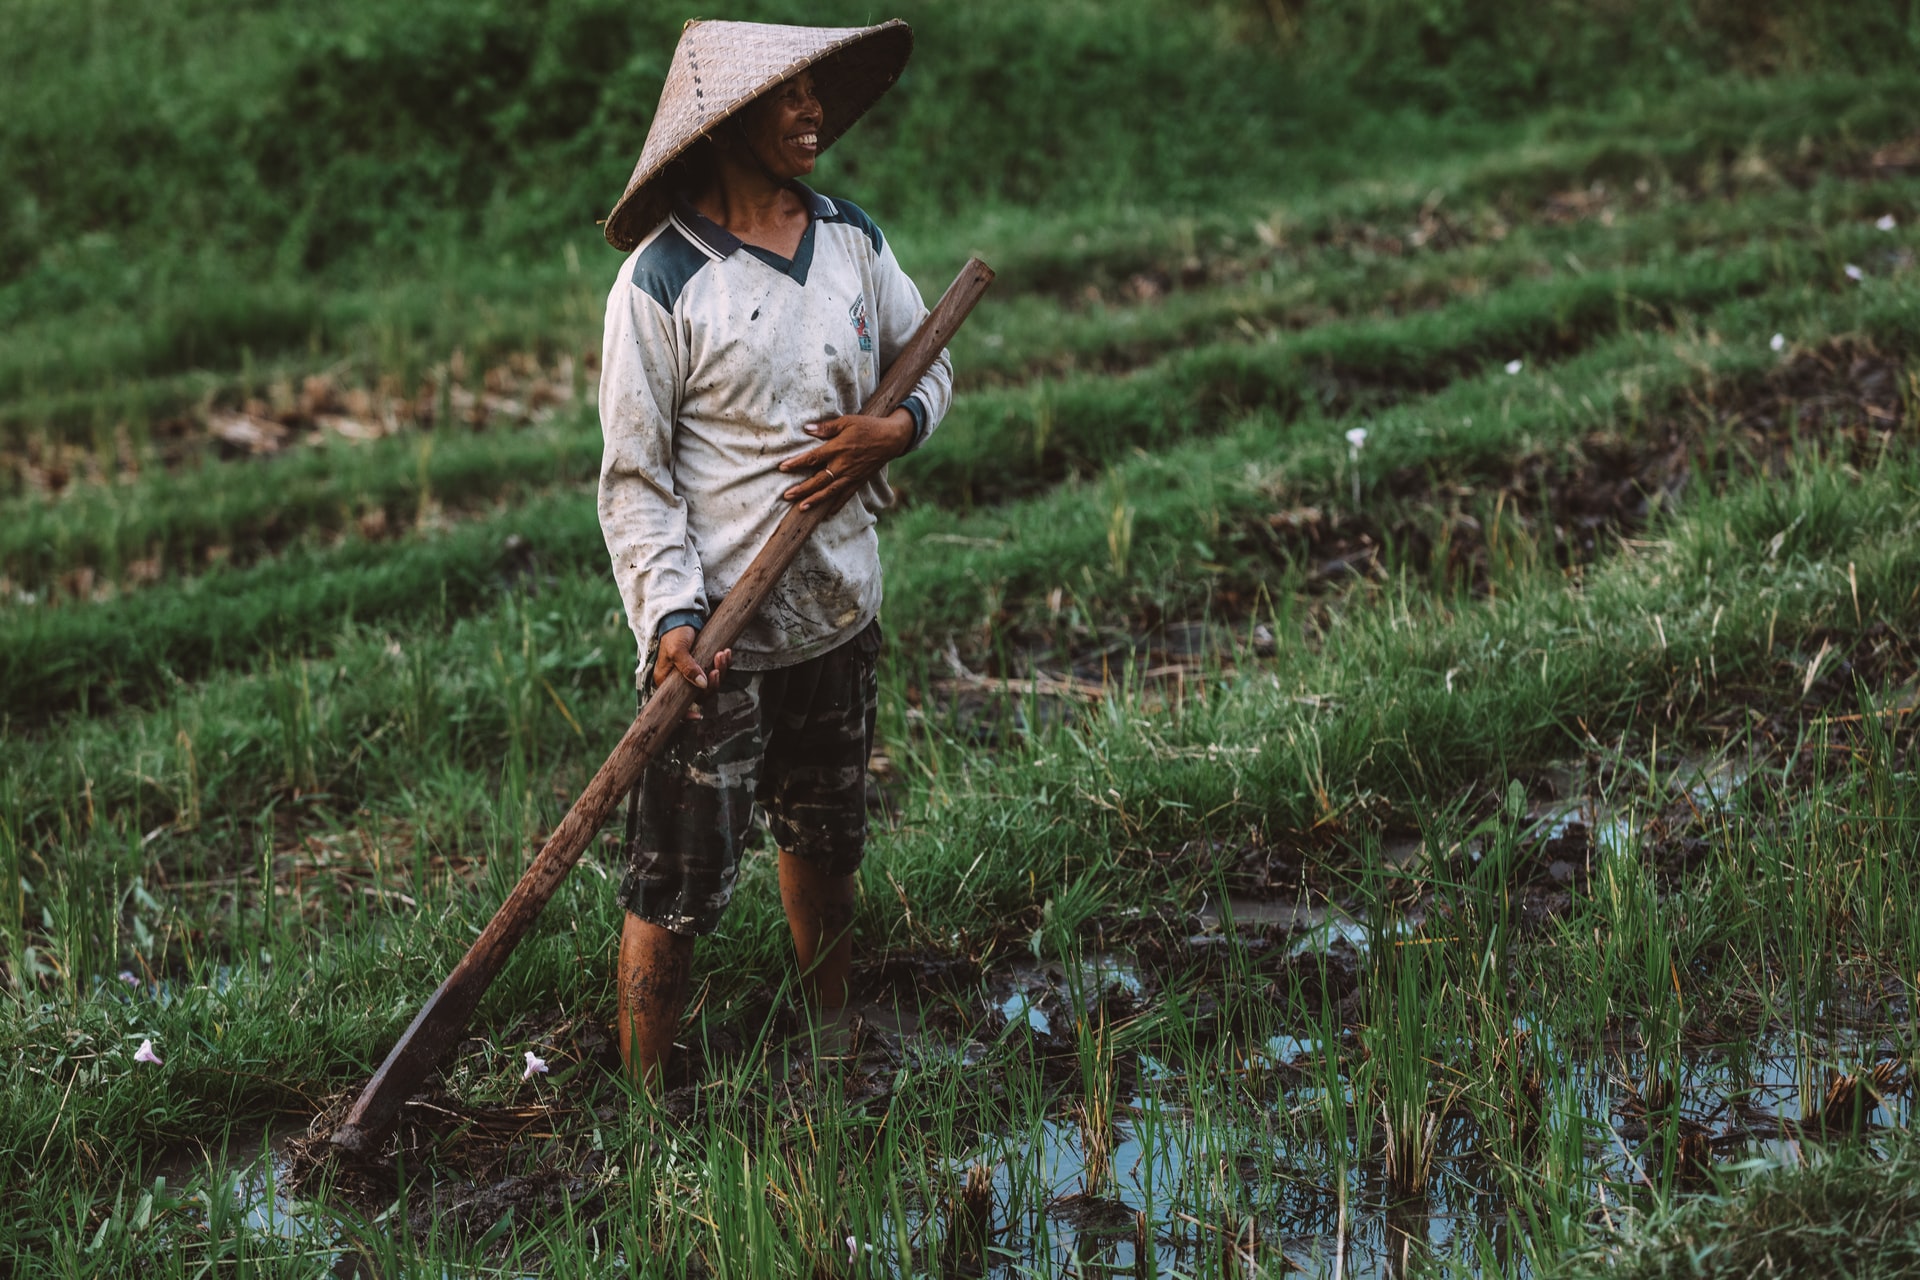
604;21;913;252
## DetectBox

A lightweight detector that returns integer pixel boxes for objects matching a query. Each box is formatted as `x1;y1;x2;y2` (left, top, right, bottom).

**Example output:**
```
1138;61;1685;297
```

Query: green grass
6;33;1917;456
1556;1138;1920;1278
7;4;1920;1273
9;165;1913;598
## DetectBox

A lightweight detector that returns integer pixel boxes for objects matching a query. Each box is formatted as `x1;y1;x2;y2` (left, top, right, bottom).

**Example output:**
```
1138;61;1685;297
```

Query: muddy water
194;949;1907;1279
187;789;1905;1280
952;954;1911;1279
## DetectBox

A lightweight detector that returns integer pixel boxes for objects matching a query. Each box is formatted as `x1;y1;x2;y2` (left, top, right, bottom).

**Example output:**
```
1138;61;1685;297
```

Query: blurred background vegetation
7;0;1916;306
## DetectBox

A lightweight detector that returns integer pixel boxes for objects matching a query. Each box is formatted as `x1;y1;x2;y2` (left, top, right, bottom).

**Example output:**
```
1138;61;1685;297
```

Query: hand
777;408;915;512
653;626;731;719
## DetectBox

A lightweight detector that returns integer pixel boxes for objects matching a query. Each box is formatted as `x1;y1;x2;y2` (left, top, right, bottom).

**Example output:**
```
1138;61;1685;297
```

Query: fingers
779;442;849;501
672;649;709;690
799;472;858;513
655;636;730;721
777;443;829;477
780;413;904;507
655;627;705;687
782;466;838;504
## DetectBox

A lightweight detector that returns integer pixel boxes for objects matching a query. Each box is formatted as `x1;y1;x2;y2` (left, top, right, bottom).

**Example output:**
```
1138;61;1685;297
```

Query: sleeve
597;276;708;670
870;236;954;452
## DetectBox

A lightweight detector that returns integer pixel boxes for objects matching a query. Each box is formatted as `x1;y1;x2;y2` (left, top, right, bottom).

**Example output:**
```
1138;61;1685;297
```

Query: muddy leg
778;850;855;1019
618;911;694;1091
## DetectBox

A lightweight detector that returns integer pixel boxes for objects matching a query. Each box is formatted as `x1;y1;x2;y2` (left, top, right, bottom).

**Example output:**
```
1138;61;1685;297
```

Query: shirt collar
671;182;834;258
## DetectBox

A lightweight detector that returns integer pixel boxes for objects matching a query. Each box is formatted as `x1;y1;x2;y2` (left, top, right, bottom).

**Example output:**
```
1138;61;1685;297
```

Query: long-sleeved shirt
598;183;953;675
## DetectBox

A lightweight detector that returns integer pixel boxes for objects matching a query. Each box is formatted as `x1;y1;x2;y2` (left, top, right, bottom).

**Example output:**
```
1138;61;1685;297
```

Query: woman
597;19;950;1086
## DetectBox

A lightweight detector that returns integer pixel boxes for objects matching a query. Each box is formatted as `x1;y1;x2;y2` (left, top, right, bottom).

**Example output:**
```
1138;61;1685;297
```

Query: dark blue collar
671;183;834;285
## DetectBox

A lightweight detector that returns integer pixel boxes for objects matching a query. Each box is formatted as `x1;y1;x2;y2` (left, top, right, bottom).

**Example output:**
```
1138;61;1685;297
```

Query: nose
796;85;822;125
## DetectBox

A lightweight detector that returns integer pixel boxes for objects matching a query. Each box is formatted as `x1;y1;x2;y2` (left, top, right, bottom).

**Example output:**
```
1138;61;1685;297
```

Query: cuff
655;609;706;639
899;396;930;452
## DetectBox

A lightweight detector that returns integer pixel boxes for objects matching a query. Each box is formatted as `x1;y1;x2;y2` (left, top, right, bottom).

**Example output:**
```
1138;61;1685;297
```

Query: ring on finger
822;468;835;482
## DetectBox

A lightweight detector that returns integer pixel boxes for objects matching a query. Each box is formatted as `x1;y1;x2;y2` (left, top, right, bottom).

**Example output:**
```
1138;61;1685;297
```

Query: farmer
596;19;950;1088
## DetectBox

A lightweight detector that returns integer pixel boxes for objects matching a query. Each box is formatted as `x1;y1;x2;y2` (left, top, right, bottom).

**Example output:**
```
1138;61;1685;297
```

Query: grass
6;207;1912;723
6;2;1920;1274
1559;1137;1920;1278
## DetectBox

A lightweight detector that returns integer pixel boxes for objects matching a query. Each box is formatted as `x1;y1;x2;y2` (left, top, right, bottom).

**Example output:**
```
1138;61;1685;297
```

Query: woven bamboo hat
603;18;913;252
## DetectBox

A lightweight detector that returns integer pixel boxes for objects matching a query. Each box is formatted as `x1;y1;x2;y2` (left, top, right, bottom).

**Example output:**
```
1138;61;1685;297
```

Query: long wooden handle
331;258;994;1156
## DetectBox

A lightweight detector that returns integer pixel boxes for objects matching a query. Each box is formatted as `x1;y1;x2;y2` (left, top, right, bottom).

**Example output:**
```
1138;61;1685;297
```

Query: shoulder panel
818;196;884;254
629;224;712;312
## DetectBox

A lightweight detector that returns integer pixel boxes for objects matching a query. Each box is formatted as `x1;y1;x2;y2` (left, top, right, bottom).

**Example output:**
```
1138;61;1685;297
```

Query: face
733;71;823;180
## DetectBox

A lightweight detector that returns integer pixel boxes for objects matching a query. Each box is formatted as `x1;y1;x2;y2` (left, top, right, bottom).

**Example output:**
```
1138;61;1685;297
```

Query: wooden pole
331;258;994;1156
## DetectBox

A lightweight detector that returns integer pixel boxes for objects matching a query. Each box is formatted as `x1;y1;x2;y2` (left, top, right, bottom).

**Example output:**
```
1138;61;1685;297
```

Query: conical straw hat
604;18;913;252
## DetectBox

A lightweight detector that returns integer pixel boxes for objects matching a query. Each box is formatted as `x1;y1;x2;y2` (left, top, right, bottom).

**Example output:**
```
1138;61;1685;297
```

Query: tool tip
329;1123;376;1159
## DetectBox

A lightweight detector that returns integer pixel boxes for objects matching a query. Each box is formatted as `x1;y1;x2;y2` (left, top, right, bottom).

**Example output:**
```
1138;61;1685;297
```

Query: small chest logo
848;294;873;352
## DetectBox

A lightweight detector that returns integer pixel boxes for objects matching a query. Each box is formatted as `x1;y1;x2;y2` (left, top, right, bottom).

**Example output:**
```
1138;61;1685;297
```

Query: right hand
653;626;732;719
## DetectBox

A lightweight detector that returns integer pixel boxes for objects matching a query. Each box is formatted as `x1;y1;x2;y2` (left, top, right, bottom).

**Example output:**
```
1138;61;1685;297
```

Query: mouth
787;131;819;151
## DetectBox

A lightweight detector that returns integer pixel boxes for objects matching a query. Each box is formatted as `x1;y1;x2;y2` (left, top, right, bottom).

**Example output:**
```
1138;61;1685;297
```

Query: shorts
620;620;881;937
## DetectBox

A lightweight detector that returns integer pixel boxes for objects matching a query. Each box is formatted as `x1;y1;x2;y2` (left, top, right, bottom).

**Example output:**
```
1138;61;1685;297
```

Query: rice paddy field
6;1;1920;1275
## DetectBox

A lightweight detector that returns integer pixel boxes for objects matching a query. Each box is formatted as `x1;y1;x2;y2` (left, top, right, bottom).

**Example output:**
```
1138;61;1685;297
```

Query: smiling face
733;70;824;181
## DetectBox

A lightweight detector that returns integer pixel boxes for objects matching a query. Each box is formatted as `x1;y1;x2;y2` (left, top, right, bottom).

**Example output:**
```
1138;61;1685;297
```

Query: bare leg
618;912;695;1091
778;850;856;1018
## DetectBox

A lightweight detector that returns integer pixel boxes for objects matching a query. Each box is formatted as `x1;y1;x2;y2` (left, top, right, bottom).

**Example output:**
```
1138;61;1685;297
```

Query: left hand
778;409;915;513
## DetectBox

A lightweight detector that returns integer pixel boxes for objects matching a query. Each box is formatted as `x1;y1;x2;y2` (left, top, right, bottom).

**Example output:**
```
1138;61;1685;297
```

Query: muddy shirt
598;183;953;674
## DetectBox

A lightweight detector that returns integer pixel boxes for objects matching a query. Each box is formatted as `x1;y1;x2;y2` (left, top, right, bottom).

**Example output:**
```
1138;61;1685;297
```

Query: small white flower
133;1039;162;1066
119;971;139;988
1504;359;1524;375
1770;333;1786;352
1845;264;1865;282
1877;214;1897;231
521;1050;549;1081
1345;427;1368;451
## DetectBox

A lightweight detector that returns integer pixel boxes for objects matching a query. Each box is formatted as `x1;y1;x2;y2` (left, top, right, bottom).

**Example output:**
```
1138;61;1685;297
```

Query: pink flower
118;971;139;988
1845;264;1865;282
133;1039;162;1066
521;1050;549;1081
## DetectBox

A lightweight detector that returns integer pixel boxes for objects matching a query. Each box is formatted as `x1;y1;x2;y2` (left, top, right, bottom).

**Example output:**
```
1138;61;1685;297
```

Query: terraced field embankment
4;33;1920;1279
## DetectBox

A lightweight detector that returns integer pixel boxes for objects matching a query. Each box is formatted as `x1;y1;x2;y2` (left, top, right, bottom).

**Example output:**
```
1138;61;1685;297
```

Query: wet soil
1017;130;1920;310
7;351;592;497
272;913;1915;1277
912;337;1917;740
256;696;1915;1264
1244;337;1913;599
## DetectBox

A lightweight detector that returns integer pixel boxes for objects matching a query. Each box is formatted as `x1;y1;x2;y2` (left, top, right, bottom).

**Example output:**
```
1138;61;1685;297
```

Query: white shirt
597;184;953;674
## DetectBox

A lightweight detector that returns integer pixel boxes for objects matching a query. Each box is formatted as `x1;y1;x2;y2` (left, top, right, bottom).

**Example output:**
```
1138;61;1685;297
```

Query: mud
261;929;1913;1278
7;350;593;499
905;337;1919;759
1239;338;1916;600
1023;131;1920;311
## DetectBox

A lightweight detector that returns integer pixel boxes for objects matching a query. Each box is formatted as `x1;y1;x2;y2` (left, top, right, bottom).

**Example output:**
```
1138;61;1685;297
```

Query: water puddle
199;942;1907;1278
923;951;1909;1277
933;1037;1909;1276
1523;751;1755;859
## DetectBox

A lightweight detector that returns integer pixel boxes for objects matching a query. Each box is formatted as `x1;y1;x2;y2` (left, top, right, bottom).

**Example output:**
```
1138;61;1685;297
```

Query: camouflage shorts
620;620;881;937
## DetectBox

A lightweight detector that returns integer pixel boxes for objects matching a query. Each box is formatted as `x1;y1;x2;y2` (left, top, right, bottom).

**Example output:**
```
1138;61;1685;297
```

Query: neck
696;146;804;235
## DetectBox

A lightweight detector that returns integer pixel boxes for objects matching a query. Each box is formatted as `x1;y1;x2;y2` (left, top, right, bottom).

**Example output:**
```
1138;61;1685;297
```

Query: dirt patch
912;337;1915;749
1235;339;1914;598
1033;131;1920;310
5;350;594;498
